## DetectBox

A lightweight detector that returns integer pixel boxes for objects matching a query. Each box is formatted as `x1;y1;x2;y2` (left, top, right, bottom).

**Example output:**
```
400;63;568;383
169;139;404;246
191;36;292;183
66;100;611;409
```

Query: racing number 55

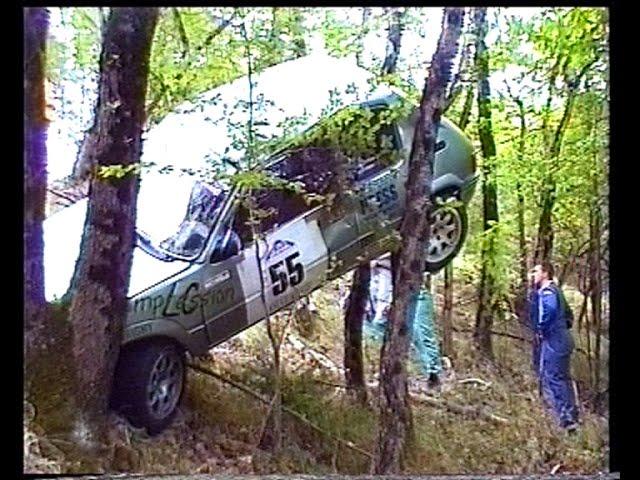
268;252;305;296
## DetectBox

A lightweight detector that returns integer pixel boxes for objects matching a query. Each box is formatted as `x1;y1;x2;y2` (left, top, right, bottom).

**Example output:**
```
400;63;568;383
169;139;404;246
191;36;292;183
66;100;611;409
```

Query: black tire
111;339;186;435
424;196;468;273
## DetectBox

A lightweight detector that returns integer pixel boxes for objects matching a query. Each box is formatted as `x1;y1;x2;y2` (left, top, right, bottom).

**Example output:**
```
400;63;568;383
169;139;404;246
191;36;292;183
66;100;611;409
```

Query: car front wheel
111;339;186;435
424;197;467;272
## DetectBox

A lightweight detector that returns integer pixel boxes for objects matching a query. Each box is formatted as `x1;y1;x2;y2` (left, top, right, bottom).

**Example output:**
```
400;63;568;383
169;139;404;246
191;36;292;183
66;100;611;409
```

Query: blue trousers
539;340;579;427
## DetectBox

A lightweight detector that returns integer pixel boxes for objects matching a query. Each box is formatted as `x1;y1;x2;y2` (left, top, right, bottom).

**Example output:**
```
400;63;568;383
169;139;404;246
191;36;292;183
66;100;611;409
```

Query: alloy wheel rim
426;207;462;263
147;349;183;420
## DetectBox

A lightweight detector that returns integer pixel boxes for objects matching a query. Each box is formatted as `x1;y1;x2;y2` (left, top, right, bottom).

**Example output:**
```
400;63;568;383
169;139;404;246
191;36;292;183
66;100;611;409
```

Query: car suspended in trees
44;55;477;434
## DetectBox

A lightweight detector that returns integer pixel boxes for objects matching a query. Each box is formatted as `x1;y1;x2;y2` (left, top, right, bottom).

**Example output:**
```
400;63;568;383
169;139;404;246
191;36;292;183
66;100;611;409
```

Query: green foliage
70;8;101;72
462;7;609;298
530;8;606;75
226;170;301;194
147;8;245;126
321;10;362;58
146;7;312;127
44;38;66;84
290;97;413;167
96;163;141;180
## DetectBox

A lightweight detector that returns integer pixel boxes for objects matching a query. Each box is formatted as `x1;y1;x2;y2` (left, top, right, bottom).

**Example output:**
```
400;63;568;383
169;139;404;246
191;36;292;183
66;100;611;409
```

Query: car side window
269;147;339;195
210;207;244;263
231;200;254;245
230;187;309;239
255;187;308;232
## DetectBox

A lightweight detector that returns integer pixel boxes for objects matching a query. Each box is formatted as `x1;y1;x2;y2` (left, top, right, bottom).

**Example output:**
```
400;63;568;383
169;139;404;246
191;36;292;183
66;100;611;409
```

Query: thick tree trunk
533;181;555;265
375;8;463;474
68;8;158;434
443;24;472;113
381;8;406;76
344;265;370;404
472;7;499;361
24;8;49;355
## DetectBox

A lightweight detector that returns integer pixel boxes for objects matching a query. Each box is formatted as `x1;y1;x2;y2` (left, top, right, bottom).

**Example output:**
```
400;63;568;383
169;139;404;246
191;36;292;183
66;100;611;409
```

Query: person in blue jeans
363;257;442;383
529;262;579;432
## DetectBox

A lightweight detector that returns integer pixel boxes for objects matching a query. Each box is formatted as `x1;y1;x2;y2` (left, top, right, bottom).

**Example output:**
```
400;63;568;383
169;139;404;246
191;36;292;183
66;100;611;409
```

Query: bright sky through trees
45;7;545;181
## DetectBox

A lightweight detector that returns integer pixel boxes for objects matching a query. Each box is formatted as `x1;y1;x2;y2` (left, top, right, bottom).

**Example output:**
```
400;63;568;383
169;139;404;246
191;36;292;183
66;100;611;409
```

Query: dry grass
24;401;64;474
24;274;608;475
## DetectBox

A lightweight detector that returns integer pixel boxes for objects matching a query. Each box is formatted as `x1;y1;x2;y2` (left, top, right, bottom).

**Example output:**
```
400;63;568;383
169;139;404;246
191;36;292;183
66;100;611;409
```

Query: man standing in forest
529;262;579;432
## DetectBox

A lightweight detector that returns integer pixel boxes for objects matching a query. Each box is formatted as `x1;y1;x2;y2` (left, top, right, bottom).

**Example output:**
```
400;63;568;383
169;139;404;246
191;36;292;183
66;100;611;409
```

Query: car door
260;207;328;315
200;201;266;347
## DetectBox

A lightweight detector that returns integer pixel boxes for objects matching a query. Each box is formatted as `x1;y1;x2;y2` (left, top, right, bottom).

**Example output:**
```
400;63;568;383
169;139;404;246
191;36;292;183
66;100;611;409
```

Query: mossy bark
67;8;158;435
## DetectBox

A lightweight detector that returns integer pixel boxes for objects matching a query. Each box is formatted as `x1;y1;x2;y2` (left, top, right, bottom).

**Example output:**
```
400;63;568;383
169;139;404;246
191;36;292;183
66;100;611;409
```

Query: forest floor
24;276;609;475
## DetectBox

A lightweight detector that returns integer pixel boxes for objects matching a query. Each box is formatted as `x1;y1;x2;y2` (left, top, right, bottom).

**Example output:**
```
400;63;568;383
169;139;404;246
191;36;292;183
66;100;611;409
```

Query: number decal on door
268;251;305;296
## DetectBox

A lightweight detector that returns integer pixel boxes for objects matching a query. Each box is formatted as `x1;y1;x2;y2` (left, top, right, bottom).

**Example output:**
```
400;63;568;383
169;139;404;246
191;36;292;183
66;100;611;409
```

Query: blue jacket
529;282;574;355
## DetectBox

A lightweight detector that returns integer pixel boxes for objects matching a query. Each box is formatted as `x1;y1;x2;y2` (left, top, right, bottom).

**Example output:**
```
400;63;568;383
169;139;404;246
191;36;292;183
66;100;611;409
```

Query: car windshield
140;180;229;260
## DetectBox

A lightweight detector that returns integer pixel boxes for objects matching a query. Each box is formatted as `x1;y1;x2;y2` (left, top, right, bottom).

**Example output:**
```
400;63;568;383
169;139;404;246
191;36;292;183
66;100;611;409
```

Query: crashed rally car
44;56;477;434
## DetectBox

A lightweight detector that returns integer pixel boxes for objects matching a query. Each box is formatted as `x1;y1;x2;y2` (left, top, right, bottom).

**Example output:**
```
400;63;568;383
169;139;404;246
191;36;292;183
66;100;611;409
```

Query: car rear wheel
111;339;186;435
424;196;467;273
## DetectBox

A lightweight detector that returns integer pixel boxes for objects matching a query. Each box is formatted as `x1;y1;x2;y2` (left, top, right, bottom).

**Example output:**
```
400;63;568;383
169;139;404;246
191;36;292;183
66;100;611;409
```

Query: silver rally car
45;88;477;434
110;93;477;433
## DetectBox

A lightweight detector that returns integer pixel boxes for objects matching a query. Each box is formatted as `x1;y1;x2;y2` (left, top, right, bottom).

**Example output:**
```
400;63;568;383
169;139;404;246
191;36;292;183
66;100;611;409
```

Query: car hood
43;199;190;302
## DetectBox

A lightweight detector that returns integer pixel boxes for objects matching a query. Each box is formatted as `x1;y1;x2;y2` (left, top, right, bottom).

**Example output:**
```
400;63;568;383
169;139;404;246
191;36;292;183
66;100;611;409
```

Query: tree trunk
258;315;284;454
344;265;370;404
290;8;307;58
375;8;463;474
458;84;474;131
441;83;473;361
68;7;158;435
355;7;372;68
24;8;49;355
444;15;472;113
590;170;603;397
342;4;407;404
577;284;589;336
512;97;531;335
472;7;499;361
381;8;406;76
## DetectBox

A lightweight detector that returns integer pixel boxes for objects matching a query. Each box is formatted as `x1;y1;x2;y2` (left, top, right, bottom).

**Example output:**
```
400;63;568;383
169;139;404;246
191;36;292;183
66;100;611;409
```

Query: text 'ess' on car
45;65;477;434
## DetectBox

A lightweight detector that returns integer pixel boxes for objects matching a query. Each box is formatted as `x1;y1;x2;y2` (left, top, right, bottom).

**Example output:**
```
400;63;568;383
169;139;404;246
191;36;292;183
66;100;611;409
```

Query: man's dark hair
540;261;555;279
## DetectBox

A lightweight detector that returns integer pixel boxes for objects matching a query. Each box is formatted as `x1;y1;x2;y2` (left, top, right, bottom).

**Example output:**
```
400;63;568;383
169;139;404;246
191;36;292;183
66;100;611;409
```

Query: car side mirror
209;233;242;264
